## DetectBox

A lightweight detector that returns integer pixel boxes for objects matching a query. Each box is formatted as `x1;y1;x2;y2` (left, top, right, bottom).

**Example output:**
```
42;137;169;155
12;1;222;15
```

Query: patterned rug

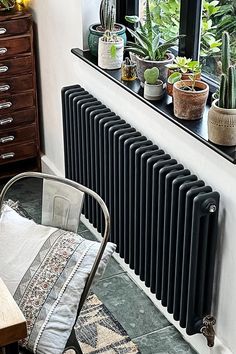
76;293;140;354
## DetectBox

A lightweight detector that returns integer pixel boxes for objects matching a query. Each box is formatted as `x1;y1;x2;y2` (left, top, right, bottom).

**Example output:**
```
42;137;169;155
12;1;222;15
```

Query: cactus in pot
208;31;236;146
98;30;124;70
143;67;164;101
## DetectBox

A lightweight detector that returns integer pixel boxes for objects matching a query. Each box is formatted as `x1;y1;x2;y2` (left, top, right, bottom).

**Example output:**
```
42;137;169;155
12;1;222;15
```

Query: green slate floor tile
93;273;170;339
133;326;197;354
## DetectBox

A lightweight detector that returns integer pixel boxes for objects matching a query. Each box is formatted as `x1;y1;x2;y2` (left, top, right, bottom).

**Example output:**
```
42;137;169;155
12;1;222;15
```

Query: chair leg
2;343;19;354
65;328;82;354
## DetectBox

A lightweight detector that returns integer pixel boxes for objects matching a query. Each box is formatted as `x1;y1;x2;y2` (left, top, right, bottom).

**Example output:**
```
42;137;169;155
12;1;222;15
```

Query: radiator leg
200;315;216;347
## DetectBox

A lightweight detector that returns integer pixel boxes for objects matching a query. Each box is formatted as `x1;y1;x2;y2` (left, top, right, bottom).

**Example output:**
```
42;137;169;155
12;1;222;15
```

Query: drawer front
0;36;31;59
0;108;35;129
0;124;36;146
0;56;32;77
0;141;37;165
0;17;31;37
0;74;33;96
0;91;34;113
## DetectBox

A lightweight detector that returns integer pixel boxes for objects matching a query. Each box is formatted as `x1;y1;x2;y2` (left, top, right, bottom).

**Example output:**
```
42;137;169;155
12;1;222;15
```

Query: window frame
116;0;219;93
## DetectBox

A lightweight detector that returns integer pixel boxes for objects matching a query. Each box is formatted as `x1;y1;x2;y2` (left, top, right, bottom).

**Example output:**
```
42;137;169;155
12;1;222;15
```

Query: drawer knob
0;84;10;92
0;117;13;125
0;135;14;144
0;47;7;55
0;152;15;160
0;101;12;109
0;65;8;73
0;28;6;35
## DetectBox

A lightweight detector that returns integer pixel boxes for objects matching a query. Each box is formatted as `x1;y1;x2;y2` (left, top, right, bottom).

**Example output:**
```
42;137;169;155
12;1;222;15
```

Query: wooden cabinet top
0;9;31;22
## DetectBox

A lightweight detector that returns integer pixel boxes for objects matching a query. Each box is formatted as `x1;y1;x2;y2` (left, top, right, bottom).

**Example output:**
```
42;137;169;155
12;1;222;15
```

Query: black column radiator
62;84;220;340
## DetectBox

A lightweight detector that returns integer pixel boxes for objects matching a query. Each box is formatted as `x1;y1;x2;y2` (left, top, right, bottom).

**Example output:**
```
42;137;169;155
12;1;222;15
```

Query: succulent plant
218;32;236;109
144;67;160;85
100;0;115;32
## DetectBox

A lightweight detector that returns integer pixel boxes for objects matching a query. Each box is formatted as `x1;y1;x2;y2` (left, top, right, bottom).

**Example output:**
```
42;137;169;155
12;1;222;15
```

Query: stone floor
1;178;197;354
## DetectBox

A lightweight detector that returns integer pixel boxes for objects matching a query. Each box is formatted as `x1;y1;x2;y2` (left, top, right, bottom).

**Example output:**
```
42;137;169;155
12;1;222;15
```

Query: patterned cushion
0;203;116;354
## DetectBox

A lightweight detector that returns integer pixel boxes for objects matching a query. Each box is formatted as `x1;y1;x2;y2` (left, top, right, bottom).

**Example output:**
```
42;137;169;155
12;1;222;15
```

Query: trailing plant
125;0;183;61
144;67;160;84
218;32;236;109
99;0;115;31
166;56;201;74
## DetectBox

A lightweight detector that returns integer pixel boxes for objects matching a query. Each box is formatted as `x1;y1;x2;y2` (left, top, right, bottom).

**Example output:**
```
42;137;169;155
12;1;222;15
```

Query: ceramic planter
173;80;209;120
88;23;126;57
167;70;201;97
98;37;124;70
135;52;174;87
144;80;164;101
208;99;236;146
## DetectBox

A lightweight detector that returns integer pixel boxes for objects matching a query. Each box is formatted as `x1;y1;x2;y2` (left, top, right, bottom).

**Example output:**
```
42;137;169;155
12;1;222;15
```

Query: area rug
76;293;140;354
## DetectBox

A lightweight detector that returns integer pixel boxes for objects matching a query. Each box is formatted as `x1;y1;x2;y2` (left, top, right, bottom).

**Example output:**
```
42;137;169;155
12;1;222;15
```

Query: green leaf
110;44;117;59
125;15;140;24
168;72;182;84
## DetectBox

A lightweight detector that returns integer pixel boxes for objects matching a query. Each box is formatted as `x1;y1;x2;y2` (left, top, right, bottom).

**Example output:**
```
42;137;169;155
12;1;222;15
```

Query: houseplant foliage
88;0;126;57
0;0;15;10
143;67;164;101
166;57;201;96
208;31;236;146
172;63;209;120
125;0;182;85
98;30;124;70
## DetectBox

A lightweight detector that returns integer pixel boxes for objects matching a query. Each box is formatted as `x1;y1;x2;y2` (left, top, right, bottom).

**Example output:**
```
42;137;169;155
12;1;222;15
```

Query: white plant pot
98;37;124;70
144;80;164;101
208;99;236;146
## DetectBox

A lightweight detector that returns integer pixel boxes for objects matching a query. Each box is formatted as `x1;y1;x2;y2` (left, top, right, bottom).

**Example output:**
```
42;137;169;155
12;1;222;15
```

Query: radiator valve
201;315;216;347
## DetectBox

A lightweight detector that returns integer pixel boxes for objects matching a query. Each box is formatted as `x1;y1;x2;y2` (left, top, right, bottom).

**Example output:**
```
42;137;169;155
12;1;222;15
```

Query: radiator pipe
200;315;216;347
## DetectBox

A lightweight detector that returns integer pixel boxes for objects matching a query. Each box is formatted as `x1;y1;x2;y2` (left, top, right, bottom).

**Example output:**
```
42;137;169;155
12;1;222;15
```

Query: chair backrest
42;179;84;232
0;171;111;311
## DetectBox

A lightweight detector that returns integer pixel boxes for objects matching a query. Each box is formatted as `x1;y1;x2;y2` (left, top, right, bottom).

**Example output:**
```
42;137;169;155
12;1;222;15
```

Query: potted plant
208;32;236;146
0;0;15;10
166;57;201;96
88;0;126;57
125;0;183;86
172;66;209;120
143;67;164;101
98;30;124;70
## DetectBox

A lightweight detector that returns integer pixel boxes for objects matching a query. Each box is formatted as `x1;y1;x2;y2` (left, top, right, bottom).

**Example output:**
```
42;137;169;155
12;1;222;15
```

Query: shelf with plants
72;0;236;164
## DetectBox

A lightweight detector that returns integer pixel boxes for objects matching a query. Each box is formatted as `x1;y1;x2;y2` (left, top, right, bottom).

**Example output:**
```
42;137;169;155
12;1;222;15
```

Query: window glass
200;0;236;82
139;0;180;40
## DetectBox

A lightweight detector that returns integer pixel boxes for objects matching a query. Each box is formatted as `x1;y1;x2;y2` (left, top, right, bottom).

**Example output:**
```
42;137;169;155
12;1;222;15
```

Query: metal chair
0;172;111;354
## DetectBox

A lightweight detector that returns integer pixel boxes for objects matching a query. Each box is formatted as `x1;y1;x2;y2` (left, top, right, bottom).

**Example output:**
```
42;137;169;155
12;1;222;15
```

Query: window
119;0;236;90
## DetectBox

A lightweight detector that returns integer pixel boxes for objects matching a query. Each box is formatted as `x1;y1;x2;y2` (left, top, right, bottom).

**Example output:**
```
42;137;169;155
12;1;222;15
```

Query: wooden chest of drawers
0;10;40;179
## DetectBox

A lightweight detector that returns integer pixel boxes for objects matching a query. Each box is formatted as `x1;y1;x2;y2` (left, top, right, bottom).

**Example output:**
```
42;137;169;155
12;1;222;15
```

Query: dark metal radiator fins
62;85;220;336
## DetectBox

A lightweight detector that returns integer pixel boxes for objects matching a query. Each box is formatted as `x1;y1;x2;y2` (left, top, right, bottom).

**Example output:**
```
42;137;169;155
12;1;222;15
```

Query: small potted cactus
208;32;236;146
143;67;164;101
98;30;124;70
88;0;126;57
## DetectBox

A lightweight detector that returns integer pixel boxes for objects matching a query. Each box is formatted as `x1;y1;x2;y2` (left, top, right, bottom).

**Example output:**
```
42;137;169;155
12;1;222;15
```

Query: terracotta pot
88;23;126;57
167;69;201;97
135;52;174;87
208;99;236;146
98;37;124;70
144;80;164;101
173;80;209;120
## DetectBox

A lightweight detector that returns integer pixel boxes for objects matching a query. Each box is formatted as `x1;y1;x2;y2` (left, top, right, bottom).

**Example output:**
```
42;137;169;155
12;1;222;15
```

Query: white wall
31;1;236;353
